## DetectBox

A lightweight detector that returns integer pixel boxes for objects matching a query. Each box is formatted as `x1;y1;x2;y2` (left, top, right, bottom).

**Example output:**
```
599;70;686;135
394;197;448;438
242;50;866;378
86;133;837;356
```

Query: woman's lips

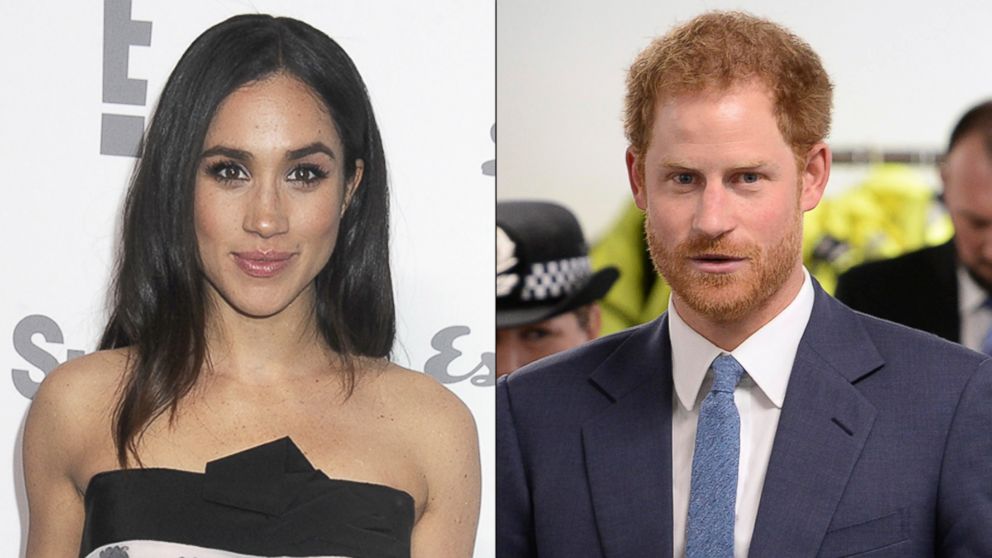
232;251;295;278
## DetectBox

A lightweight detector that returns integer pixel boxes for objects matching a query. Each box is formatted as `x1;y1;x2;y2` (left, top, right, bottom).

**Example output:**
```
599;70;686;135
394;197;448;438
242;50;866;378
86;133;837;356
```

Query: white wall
0;1;494;555
497;0;992;240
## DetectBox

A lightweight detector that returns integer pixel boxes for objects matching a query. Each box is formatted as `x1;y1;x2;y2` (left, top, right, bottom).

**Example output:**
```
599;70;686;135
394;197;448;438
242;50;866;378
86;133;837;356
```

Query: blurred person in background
496;200;618;377
836;100;992;352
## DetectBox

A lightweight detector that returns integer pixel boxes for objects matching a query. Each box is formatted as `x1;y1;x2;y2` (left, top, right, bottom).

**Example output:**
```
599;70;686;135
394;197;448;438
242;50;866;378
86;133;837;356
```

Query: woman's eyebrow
198;143;336;161
200;145;252;160
287;142;336;161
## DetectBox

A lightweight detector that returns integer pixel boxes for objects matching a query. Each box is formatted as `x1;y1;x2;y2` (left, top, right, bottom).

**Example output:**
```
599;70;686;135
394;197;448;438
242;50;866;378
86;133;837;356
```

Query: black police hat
497;200;619;329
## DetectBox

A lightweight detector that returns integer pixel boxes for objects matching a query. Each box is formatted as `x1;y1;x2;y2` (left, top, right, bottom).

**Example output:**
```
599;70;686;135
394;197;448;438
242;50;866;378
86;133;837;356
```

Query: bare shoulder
30;348;128;423
368;363;481;556
25;349;128;471
362;361;480;477
369;362;477;433
22;349;130;556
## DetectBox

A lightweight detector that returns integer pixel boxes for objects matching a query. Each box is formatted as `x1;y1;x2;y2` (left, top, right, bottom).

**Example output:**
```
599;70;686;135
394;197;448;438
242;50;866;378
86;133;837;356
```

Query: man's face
943;133;992;287
496;308;598;377
628;81;827;327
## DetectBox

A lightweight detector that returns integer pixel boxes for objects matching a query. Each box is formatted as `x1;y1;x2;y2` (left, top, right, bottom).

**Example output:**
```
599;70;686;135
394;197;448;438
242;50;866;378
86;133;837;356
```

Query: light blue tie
685;354;745;558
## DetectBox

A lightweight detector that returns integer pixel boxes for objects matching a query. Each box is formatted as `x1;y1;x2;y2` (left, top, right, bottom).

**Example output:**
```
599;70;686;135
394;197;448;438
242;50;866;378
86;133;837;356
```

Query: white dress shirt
670;269;815;558
957;265;992;353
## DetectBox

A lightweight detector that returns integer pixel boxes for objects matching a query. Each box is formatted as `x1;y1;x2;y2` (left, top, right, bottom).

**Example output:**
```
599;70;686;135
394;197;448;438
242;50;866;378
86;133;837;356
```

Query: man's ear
799;143;830;212
343;159;365;212
627;147;648;210
586;303;603;340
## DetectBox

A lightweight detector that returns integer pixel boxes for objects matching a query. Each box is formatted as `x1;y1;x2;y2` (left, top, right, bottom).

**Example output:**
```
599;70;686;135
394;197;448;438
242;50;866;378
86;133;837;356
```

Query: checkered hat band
521;256;592;301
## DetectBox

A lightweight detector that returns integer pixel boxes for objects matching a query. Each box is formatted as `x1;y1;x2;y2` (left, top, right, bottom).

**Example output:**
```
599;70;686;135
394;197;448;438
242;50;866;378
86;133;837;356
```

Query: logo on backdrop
424;326;494;386
424;123;495;386
11;315;86;399
425;123;496;385
481;123;495;176
101;0;152;157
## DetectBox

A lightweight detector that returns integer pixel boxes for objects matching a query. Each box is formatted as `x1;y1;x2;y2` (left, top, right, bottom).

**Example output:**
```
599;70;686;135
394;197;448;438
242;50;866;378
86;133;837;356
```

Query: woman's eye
208;162;248;182
288;165;328;185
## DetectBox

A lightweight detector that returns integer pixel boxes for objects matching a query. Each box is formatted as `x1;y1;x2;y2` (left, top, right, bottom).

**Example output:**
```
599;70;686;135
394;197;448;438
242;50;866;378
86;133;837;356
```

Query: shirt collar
958;264;988;315
670;268;815;411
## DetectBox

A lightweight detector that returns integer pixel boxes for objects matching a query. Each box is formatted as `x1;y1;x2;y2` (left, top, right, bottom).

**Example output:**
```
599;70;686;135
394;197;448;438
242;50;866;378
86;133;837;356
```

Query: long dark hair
99;14;394;466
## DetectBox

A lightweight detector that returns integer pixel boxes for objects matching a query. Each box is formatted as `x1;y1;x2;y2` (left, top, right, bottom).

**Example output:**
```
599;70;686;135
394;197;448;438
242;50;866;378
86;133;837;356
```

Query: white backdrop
0;1;494;556
498;0;992;240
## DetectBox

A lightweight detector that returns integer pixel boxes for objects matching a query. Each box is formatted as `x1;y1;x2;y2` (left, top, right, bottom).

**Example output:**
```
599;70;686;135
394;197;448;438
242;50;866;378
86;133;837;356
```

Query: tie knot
710;354;744;393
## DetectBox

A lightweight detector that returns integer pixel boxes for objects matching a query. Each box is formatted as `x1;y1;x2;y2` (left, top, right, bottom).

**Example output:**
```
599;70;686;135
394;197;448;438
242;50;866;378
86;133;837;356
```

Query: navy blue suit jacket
497;284;992;557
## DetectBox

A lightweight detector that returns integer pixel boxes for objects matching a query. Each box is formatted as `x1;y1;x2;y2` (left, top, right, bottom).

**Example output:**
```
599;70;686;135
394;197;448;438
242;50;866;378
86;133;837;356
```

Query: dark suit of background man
836;101;992;353
497;11;992;558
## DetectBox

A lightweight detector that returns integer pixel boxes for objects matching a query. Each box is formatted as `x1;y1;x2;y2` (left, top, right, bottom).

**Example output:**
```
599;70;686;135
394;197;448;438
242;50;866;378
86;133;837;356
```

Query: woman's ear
343;159;365;212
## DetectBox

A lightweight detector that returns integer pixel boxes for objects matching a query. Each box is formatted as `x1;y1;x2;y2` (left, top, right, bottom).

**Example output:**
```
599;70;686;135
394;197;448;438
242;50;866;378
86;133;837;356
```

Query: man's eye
969;217;991;229
674;173;695;185
739;172;760;184
521;328;552;342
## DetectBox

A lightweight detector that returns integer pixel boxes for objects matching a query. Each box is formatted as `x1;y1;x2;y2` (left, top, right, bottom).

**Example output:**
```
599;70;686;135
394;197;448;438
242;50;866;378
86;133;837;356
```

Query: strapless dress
79;437;414;558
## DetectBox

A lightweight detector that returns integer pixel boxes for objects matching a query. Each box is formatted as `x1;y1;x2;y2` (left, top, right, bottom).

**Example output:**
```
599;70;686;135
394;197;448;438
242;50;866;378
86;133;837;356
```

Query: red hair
624;11;833;165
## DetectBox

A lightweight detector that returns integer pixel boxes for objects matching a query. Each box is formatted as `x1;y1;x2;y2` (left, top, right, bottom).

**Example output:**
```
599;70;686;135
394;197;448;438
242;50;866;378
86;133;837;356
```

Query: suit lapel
749;285;882;556
583;316;674;558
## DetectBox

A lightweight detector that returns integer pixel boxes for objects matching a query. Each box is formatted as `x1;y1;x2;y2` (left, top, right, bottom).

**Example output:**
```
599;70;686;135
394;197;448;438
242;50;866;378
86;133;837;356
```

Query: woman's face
194;73;363;319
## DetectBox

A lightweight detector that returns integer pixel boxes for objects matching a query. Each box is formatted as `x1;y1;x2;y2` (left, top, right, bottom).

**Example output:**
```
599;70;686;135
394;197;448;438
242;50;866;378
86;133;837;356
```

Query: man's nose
692;182;734;238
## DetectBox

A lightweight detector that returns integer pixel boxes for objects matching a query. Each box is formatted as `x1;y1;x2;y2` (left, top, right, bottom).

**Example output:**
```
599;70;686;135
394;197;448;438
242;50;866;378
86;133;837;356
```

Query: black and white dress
80;437;414;558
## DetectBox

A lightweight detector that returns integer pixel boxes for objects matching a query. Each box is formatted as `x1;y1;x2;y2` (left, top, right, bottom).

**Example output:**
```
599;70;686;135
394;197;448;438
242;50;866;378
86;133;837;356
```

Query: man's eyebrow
656;160;779;170
730;161;776;170
200;146;252;161
287;142;336;160
658;160;698;171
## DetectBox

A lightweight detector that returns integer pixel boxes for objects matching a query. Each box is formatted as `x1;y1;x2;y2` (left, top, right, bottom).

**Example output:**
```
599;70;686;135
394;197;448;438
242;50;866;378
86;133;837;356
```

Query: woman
23;14;480;558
